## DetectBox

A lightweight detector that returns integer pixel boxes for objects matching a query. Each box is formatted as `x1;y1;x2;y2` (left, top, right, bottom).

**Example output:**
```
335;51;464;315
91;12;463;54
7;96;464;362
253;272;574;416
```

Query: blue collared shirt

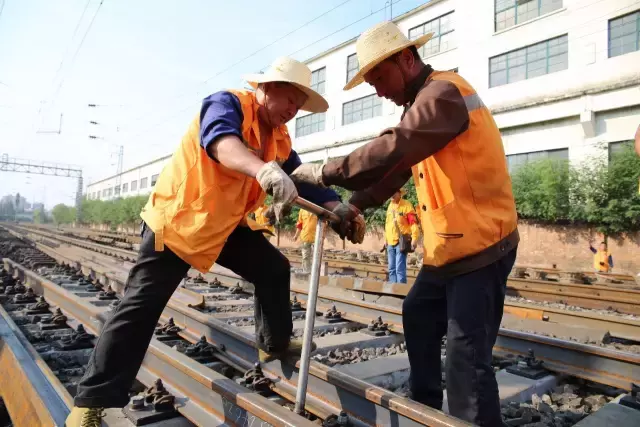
199;91;339;206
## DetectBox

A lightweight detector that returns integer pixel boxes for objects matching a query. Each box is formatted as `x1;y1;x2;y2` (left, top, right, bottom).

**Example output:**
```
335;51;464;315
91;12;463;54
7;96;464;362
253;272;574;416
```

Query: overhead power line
118;0;403;141
116;0;362;133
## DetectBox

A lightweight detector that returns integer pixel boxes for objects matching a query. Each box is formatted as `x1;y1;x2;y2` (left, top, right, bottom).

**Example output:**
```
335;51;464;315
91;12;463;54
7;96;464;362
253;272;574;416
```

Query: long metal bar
294;219;327;414
294;197;341;223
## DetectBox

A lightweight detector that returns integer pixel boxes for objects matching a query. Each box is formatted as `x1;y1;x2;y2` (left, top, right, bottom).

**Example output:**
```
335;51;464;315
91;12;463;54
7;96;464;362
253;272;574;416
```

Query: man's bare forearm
208;135;264;177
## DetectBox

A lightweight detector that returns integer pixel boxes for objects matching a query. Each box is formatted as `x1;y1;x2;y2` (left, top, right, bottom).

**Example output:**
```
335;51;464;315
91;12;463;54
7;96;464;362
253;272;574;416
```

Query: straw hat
345;22;433;90
243;57;329;113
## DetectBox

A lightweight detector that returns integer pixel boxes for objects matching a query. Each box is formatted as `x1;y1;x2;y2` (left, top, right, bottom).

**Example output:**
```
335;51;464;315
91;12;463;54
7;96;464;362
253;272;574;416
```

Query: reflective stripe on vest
463;93;485;112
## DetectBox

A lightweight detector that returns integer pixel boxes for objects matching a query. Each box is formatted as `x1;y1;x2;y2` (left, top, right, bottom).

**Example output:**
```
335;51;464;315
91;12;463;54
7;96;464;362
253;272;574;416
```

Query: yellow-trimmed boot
65;407;105;427
259;338;317;363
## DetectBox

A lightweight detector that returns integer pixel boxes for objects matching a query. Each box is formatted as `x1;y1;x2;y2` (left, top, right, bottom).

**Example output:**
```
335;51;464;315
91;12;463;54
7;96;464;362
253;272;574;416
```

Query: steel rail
286;282;640;391
2;227;471;427
0;304;71;426
161;297;471;427
2;258;317;427
10;224;137;261
8;226;640;414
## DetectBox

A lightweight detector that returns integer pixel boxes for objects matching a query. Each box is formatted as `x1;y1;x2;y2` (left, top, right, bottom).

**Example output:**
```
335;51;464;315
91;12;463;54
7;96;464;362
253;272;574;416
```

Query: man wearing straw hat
66;57;365;426
292;22;518;426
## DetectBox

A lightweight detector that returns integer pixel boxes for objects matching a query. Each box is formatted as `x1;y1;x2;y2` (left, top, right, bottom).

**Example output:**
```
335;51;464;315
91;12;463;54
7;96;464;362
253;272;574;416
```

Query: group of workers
68;21;520;427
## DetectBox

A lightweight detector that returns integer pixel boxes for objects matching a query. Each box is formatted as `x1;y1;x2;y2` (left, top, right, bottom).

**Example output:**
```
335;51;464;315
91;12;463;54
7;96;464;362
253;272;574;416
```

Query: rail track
1;227;472;427
3;223;640;426
13;224;640;339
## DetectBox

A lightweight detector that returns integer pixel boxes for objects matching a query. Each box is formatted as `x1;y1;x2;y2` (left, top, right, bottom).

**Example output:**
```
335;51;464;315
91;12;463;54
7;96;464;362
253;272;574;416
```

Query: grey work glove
331;203;366;244
256;161;298;224
290;163;326;188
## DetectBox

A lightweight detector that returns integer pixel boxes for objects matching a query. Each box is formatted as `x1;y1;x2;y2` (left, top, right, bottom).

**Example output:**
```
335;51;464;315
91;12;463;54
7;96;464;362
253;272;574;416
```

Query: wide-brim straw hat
345;21;433;90
243;57;329;113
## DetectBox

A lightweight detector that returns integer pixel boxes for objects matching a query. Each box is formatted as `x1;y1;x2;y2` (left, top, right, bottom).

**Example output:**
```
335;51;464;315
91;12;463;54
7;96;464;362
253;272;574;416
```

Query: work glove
331;203;366;244
256;161;298;224
290;163;326;188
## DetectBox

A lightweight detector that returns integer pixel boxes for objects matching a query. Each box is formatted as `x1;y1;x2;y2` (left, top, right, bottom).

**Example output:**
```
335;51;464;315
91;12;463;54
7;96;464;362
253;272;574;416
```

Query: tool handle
294;197;341;223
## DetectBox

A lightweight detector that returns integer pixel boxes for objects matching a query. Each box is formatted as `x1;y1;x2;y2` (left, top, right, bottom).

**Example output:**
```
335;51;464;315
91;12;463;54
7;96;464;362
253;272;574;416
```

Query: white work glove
256;161;298;224
290;163;326;188
331;203;366;244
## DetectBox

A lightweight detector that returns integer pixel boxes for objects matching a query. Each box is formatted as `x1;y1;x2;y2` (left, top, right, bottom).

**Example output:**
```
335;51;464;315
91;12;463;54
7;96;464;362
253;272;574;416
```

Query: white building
87;0;640;200
85;155;170;201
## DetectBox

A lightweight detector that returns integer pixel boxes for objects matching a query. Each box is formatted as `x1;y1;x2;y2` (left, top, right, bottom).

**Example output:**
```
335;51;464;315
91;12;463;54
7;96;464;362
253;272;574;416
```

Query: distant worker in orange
590;241;613;273
253;203;275;239
293;208;317;273
382;188;420;283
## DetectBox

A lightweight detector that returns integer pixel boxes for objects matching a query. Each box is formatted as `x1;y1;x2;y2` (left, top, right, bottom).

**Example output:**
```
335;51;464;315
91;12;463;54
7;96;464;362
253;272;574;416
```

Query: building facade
87;0;640;200
293;0;640;169
85;155;170;201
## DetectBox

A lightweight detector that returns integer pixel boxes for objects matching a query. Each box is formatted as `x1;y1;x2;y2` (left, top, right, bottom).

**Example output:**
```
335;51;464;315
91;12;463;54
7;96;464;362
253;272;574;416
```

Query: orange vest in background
593;250;610;272
140;90;291;272
412;71;518;267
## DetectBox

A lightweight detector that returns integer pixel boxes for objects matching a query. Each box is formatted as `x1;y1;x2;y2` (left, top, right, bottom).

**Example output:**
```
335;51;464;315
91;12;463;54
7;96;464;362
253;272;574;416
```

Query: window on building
409;12;455;57
608;11;640;58
102;189;107;197
343;94;383;125
489;35;568;87
131;180;138;191
151;174;159;186
495;0;563;32
507;148;568;173
114;185;121;196
311;67;326;95
296;112;326;137
346;54;359;83
107;188;112;197
122;183;128;193
140;177;148;189
608;141;633;162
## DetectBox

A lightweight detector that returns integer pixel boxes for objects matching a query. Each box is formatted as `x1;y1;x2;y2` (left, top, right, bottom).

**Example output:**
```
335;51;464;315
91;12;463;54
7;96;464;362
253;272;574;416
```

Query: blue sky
0;0;428;208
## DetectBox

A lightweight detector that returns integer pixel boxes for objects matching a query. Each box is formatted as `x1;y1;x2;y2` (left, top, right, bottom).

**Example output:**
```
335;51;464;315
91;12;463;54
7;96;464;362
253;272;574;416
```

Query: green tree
575;144;640;234
511;158;571;222
51;204;76;225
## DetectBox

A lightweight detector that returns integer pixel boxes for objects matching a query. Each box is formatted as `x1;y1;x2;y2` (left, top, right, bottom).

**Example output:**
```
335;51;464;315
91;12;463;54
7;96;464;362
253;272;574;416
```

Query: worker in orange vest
253;203;275;239
67;57;365;426
293;208;317;273
382;188;420;283
291;22;518;426
590;241;613;273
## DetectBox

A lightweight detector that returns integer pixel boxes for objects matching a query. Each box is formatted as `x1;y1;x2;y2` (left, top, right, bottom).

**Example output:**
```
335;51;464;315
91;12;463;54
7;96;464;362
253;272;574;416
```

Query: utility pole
88;103;124;198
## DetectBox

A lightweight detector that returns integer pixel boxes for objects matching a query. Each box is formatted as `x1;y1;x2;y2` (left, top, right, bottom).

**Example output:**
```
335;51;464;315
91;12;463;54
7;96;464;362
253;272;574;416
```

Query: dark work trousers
403;248;517;426
74;224;292;408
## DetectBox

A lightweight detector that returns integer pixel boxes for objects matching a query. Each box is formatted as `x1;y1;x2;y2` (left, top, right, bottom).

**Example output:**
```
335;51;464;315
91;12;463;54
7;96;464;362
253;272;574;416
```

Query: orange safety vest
253;205;275;235
296;209;317;243
140;90;291;272
384;199;419;246
593;250;610;272
412;71;518;266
